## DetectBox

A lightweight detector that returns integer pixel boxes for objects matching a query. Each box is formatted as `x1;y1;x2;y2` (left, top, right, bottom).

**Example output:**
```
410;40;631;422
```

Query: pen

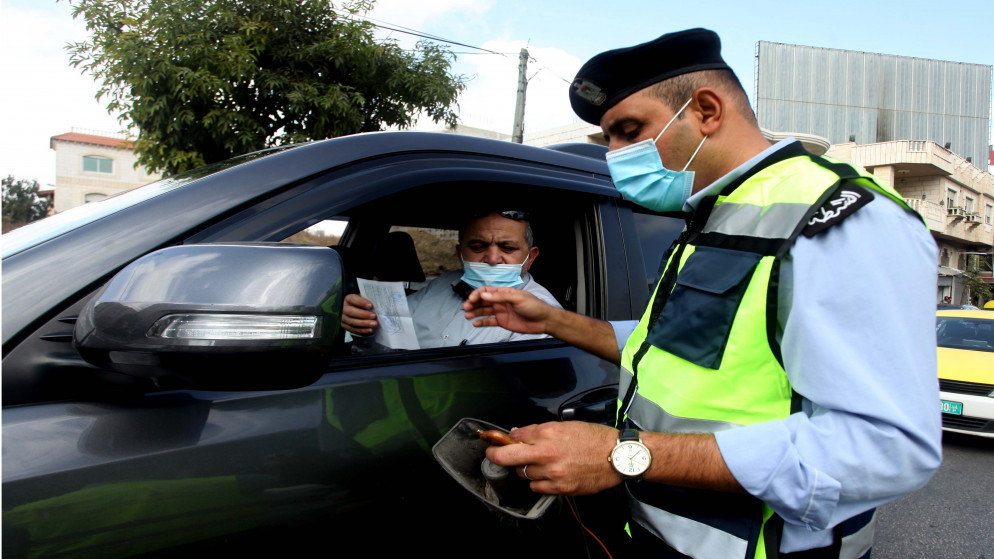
478;429;518;446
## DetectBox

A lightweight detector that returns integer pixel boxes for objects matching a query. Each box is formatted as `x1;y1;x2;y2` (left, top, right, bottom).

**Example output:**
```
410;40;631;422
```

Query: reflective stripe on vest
619;152;914;559
839;510;876;559
631;495;750;558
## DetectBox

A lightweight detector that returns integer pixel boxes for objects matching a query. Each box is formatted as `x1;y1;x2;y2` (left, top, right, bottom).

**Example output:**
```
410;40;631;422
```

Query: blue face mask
605;97;708;213
460;254;529;289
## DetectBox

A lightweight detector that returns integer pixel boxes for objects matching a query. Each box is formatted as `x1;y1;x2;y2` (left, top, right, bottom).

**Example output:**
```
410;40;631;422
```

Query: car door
3;145;627;557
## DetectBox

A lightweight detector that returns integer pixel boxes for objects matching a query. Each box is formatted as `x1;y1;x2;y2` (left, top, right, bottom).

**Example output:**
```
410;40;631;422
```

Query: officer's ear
691;87;724;136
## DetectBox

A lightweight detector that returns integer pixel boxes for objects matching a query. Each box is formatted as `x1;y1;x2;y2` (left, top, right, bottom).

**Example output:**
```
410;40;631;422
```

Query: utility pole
511;48;528;144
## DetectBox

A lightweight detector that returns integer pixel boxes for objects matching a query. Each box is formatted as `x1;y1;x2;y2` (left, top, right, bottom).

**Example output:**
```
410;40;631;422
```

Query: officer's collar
685;139;809;213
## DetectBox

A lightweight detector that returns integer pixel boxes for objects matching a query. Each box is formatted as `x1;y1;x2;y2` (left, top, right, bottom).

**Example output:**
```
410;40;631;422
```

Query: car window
631;211;685;293
936;316;994;352
281;218;347;246
389;226;462;281
268;185;599;354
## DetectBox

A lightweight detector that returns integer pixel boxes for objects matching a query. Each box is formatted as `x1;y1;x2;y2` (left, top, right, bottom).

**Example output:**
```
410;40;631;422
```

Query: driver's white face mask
460;254;529;289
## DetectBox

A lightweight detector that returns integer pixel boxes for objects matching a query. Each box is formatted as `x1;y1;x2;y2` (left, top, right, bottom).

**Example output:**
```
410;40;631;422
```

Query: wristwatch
609;428;652;479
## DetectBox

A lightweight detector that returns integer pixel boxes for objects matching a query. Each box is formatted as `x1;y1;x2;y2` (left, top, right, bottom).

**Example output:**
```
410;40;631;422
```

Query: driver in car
340;210;561;348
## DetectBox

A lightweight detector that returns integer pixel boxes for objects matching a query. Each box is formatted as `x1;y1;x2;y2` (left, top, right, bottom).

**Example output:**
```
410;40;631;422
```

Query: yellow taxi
936;309;994;437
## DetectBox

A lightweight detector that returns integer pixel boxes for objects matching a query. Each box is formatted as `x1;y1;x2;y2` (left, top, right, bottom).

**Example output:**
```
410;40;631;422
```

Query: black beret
569;28;731;125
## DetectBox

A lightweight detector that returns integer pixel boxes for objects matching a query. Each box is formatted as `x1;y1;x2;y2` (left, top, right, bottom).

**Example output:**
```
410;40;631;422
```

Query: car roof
936;310;994;319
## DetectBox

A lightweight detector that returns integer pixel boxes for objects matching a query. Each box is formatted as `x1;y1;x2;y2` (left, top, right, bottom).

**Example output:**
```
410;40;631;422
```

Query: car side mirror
74;242;343;391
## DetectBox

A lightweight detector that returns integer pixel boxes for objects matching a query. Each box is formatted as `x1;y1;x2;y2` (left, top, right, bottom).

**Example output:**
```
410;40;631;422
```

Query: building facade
828;139;994;304
756;42;991;168
50;129;160;213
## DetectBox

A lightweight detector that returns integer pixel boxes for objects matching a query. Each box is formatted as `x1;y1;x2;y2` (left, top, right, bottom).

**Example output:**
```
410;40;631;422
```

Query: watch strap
618;428;640;442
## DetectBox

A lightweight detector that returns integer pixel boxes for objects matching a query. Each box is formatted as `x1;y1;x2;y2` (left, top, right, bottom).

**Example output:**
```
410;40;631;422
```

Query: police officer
464;28;941;558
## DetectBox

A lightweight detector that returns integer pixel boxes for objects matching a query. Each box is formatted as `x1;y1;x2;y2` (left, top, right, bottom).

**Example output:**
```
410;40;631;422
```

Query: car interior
937;317;994;350
337;181;601;312
285;180;608;351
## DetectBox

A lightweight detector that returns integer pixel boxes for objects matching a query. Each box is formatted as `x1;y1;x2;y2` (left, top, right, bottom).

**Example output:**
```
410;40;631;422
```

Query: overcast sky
2;0;991;187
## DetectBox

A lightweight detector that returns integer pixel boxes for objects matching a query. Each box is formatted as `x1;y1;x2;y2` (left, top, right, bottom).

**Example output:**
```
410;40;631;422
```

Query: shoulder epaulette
802;183;875;238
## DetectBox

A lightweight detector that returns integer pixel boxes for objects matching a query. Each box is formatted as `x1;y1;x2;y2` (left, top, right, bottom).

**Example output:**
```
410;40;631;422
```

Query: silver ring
522;464;533;481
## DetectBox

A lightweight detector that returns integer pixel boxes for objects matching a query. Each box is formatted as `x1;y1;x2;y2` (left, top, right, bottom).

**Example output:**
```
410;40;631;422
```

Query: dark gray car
2;132;683;557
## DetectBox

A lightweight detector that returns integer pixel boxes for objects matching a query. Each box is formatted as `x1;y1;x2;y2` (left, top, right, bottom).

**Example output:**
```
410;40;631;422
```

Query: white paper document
357;278;421;350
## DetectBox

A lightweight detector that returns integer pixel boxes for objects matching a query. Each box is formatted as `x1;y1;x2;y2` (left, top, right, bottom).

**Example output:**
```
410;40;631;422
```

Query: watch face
611;441;651;477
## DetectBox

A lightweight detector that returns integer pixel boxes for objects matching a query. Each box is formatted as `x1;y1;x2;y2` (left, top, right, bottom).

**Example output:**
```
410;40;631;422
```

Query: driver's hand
342;293;378;335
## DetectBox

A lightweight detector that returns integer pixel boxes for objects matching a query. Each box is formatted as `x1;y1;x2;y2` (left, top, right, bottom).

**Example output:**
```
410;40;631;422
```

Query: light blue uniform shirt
408;270;561;348
613;140;941;553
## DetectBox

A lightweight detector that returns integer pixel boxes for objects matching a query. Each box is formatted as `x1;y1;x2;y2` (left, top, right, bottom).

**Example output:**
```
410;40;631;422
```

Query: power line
528;61;573;85
331;8;575;90
330;8;507;57
378;23;507;56
451;51;519;56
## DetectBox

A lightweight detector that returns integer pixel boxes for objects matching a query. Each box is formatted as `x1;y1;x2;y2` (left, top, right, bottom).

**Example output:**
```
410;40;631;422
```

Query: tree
963;253;993;306
66;0;465;175
2;176;53;232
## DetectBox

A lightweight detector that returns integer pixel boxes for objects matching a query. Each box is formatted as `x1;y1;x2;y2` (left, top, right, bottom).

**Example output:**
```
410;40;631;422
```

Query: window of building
82;155;113;174
965;196;975;214
946;188;957;208
986;204;993;225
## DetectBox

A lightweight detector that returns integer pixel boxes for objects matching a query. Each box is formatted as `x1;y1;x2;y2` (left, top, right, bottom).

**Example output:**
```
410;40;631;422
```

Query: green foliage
66;0;465;175
963;254;993;305
2;175;52;232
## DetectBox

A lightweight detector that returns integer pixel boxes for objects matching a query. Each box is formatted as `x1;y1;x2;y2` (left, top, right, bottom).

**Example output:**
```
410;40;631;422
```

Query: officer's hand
485;421;621;496
463;286;554;335
342;293;378;335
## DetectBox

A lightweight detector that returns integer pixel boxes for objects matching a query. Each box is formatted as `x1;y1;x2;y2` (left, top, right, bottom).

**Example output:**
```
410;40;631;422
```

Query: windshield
936;316;994;352
1;147;292;259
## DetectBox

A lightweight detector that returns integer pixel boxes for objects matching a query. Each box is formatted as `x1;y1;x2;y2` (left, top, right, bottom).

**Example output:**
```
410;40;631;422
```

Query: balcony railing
905;198;944;224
